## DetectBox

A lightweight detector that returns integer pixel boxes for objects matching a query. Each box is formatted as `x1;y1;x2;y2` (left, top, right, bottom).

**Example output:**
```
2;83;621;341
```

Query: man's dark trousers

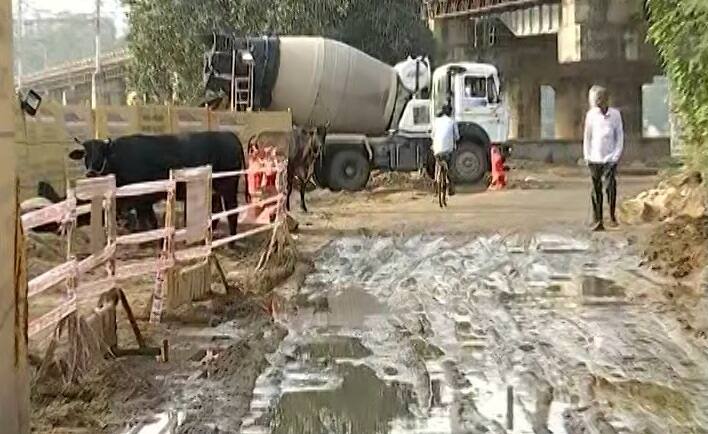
589;162;617;224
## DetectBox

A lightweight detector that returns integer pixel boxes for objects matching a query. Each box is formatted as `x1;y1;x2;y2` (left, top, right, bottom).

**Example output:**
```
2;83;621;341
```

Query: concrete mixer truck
204;34;509;190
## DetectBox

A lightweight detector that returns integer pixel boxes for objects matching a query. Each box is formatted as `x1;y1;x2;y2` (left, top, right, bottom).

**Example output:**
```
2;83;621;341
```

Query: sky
14;0;128;35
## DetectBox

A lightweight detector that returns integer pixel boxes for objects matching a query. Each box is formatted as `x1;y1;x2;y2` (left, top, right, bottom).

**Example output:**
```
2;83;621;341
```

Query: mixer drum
270;37;400;135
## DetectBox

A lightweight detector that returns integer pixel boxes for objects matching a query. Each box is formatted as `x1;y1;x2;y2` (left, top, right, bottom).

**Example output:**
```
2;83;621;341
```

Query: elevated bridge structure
425;0;661;156
20;50;130;106
19;1;665;160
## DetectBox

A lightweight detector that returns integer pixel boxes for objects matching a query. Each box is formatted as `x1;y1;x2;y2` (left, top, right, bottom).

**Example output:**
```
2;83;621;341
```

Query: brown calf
253;127;324;212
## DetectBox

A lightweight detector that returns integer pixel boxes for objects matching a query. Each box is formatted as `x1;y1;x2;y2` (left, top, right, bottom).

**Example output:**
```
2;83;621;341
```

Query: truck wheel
451;142;487;184
328;149;371;191
313;157;330;189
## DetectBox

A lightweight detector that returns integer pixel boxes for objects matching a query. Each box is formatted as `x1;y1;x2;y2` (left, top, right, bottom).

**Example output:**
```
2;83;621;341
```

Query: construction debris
619;171;706;224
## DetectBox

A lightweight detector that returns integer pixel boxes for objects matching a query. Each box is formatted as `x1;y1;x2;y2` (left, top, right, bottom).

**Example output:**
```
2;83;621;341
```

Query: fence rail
22;158;287;342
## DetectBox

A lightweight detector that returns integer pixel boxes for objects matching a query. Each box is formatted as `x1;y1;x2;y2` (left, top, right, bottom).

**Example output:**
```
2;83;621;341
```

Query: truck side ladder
230;50;254;112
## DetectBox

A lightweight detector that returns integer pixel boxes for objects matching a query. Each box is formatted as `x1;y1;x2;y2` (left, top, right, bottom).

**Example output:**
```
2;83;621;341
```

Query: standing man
583;85;624;231
432;104;459;195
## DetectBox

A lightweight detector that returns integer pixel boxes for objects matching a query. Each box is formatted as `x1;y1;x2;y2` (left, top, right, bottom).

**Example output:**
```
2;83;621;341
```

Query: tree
646;0;708;168
123;0;434;103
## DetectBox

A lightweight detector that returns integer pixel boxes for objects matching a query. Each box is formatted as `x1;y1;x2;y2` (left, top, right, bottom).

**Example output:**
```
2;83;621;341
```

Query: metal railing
424;0;558;19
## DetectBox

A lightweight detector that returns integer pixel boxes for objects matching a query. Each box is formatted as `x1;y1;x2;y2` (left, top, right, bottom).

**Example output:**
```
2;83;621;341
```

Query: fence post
150;182;176;324
105;185;117;284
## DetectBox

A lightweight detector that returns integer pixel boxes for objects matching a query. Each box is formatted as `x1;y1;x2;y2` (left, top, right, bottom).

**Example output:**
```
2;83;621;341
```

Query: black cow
68;132;246;237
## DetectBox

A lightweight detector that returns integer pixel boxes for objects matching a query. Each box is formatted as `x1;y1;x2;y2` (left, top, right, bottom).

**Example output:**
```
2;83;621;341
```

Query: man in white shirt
583;85;624;231
432;104;460;195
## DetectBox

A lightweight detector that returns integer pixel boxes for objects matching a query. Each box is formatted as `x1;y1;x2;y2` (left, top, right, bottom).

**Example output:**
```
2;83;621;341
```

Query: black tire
328;149;371;191
313;156;330;189
450;142;488;184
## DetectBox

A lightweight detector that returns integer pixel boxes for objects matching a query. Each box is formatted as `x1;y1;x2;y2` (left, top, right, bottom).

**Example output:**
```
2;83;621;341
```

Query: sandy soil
293;165;657;241
642;216;708;279
29;163;708;433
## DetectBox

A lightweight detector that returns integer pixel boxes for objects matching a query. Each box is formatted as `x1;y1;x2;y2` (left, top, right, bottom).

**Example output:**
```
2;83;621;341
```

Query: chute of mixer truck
203;33;510;190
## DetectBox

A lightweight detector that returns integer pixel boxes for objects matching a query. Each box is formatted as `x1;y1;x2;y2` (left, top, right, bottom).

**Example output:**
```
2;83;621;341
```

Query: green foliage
647;0;708;168
123;0;434;103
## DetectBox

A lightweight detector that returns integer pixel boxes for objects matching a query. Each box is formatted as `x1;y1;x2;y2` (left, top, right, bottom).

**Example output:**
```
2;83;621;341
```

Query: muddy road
35;166;708;433
161;231;705;433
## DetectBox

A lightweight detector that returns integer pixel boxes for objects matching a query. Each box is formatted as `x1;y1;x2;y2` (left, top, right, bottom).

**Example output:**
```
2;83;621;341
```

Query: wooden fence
21;159;287;344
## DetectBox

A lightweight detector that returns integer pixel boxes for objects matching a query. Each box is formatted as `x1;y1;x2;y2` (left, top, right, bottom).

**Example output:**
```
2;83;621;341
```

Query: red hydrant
488;145;508;191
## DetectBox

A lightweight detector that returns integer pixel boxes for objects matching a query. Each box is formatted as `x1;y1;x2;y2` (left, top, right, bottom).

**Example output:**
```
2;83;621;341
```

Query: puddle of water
271;363;413;434
209;234;708;433
580;276;626;299
286;286;387;331
297;336;373;360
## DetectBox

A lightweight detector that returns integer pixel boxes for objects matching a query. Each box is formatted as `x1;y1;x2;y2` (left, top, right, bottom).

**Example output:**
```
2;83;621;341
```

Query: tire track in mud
242;233;708;434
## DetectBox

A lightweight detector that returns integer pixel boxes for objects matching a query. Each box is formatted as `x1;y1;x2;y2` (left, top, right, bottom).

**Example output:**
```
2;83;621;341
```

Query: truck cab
430;63;509;183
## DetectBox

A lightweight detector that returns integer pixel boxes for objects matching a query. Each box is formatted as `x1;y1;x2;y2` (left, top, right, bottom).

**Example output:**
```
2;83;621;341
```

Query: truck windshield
464;76;487;99
413;105;430;125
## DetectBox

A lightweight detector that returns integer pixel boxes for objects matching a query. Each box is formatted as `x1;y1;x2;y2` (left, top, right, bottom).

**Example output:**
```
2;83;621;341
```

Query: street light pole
91;0;101;109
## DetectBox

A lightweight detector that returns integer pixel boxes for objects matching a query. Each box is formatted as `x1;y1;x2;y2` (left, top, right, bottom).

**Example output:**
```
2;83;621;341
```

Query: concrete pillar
607;82;642;139
521;82;542;139
505;79;522;140
607;81;643;159
555;79;590;139
559;0;651;64
0;0;29;430
506;79;542;140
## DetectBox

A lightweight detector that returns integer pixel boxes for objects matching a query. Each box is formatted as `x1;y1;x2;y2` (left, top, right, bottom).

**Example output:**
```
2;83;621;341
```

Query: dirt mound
32;361;162;432
178;324;287;433
226;225;298;295
619;171;706;224
206;340;268;381
368;171;433;191
25;229;92;278
642;216;708;279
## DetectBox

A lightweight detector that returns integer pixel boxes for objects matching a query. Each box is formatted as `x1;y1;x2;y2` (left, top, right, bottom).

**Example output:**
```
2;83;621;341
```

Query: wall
510;137;671;164
0;0;30;430
14;102;293;201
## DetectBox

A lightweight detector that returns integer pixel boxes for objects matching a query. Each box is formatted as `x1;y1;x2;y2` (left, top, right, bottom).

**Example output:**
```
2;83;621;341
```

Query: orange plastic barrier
488;145;507;191
244;144;283;225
